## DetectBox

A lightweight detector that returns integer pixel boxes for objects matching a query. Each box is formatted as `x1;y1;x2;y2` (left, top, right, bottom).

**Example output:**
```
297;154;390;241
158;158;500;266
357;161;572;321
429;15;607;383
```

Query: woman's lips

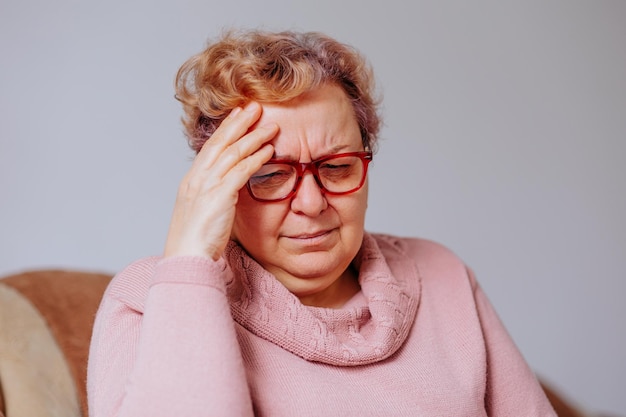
283;228;338;247
291;230;331;239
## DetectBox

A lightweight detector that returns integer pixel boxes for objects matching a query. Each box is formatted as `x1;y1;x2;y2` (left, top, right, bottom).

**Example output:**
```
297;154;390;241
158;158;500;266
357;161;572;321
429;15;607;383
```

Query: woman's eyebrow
270;152;297;161
327;144;352;154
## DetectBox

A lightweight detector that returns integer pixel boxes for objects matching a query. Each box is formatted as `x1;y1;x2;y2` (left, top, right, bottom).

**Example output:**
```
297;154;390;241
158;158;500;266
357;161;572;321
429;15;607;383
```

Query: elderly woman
87;30;556;416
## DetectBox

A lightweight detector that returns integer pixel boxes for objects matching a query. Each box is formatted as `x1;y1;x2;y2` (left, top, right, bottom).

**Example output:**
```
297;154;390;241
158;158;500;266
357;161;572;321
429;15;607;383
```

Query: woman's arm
87;102;277;417
469;269;556;416
87;256;253;417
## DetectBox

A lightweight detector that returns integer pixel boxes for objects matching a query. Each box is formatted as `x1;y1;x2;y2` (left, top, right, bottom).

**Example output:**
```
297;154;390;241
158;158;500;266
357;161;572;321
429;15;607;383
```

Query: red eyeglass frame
246;150;373;202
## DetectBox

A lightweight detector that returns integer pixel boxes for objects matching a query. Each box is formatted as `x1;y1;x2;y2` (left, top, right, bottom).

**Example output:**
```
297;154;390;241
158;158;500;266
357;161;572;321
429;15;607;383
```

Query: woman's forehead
259;85;361;158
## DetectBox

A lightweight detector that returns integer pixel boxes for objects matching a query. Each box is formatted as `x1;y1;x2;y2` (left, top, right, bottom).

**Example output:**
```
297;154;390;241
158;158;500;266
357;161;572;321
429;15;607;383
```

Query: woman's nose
289;172;328;216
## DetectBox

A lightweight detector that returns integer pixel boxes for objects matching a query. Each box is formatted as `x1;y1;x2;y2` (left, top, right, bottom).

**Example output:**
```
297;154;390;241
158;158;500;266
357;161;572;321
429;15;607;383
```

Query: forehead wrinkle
272;141;356;161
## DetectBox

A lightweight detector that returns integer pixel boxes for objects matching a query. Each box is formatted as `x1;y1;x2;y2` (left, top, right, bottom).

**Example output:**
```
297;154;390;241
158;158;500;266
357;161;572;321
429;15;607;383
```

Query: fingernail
228;107;242;118
244;102;260;113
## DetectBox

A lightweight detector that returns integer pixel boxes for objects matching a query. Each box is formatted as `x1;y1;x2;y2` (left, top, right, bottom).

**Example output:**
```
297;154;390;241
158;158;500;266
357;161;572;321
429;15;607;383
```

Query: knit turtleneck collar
224;233;422;366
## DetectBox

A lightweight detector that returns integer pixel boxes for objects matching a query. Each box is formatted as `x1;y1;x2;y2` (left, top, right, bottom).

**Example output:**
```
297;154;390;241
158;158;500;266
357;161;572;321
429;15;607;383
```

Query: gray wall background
1;0;624;414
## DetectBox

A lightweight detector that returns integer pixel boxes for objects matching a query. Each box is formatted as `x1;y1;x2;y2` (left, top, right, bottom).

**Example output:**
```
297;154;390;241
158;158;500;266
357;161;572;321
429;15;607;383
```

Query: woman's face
231;84;368;306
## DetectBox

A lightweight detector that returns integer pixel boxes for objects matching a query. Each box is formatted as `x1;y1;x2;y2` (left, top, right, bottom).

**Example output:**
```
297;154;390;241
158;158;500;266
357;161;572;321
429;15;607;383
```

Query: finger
216;102;260;143
180;132;275;201
185;122;277;191
220;142;275;194
209;123;278;178
196;102;263;163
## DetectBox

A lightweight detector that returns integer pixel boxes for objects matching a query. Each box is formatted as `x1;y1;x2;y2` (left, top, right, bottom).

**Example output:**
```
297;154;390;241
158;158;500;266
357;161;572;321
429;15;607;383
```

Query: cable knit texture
225;234;420;365
87;232;556;417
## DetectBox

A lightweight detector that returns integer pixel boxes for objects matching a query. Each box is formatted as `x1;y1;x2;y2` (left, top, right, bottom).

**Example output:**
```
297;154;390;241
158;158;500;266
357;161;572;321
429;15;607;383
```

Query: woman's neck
297;265;361;309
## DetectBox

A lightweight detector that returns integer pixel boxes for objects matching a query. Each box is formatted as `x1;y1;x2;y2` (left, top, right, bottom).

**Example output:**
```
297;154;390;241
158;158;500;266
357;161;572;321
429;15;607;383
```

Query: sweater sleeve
468;268;556;416
87;256;254;417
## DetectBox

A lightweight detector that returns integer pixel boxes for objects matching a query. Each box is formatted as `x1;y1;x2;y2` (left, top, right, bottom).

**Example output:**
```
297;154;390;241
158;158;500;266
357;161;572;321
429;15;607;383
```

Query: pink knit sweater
87;233;556;416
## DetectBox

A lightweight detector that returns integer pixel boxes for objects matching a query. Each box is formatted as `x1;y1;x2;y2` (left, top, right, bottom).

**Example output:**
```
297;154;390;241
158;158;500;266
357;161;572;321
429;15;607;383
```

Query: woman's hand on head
164;102;277;261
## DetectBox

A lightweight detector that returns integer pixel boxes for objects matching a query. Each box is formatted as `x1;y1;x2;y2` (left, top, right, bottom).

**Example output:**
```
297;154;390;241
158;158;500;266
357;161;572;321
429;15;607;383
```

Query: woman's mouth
284;228;338;248
292;230;331;240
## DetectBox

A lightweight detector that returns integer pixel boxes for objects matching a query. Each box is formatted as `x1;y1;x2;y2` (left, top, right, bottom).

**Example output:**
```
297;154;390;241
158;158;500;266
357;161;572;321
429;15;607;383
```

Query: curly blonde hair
175;29;382;153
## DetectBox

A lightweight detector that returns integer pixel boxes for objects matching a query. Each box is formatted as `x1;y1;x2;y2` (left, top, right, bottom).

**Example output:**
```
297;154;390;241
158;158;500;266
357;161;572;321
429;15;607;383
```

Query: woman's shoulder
368;232;471;284
369;232;463;262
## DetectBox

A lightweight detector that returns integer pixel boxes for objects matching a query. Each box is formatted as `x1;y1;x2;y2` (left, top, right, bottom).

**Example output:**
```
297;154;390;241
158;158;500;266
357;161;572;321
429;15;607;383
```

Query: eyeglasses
246;151;373;202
